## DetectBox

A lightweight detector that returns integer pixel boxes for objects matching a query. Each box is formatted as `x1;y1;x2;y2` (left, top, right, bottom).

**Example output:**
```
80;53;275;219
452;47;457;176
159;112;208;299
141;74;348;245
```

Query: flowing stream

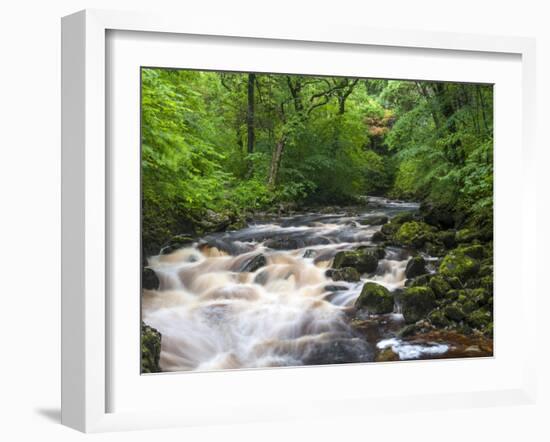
143;197;452;372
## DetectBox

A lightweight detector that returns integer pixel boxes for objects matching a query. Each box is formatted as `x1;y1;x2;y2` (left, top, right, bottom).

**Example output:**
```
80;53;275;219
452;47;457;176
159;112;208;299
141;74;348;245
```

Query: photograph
139;68;494;373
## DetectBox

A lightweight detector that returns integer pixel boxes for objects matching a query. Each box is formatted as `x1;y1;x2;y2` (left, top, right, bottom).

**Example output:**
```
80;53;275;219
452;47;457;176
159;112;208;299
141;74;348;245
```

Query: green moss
443;303;465;322
439;250;480;281
458;244;485;260
401;286;436;324
355;282;394;314
333;249;378;274
395;221;435;248
330;267;361;282
467;309;492;330
429;275;451;299
141;322;162;373
428;309;451;328
392;211;416;224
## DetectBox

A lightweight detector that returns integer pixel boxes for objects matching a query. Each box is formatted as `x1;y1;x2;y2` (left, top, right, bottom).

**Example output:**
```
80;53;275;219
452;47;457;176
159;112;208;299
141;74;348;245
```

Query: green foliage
141;68;493;251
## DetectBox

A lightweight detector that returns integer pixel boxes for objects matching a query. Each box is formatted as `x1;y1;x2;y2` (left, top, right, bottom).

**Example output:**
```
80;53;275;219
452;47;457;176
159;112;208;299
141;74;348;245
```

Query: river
142;197;460;372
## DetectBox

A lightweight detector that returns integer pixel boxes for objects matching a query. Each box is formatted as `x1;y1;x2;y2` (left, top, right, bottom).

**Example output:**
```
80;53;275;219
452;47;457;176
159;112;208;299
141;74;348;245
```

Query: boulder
141;322;161;373
371;231;385;243
142;268;159;290
443;303;465;322
437;230;457;249
381;222;400;237
429;275;451;299
394;221;435;248
332;249;379;274
466;309;492;330
439;250;480;281
360;215;389;226
355;282;394;314
391;211;416;224
428;309;451;328
401;286;436;324
405;256;427;279
459;244;485;260
329;267;361;282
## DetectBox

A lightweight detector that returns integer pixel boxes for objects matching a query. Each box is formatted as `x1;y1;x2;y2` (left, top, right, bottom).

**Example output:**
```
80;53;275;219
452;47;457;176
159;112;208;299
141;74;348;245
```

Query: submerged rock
395;221;435;248
141;322;161;373
405;256;427;279
401;286;436;324
355;282;394;315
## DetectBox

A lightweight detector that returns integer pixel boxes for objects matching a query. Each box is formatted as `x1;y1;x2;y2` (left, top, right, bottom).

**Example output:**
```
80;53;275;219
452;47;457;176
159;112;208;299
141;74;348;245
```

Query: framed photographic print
61;9;537;432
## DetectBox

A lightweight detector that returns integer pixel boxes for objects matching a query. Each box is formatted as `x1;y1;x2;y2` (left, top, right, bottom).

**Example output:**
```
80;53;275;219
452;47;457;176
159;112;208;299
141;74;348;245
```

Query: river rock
355;282;394;314
443;303;465;322
264;236;305;250
439;250;480;281
332;249;379;274
428;275;451;299
239;254;267;273
302;337;374;365
359;215;389;226
142;268;159;290
141;322;161;373
405;256;427;279
401;286;436;324
328;267;361;282
371;231;385;243
394;221;435;248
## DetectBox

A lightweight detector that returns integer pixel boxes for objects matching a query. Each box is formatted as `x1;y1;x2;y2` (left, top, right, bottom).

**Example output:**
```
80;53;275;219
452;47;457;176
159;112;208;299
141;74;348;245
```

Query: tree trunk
245;73;256;177
268;136;286;187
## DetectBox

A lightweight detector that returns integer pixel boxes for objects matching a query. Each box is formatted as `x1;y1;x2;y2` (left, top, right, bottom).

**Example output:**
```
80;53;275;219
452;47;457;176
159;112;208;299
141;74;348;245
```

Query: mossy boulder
443;303;465;322
333;249;379;274
330;267;361;282
395;221;435;248
424;242;446;257
405;256;427;279
405;273;433;288
392;211;416;224
381;222;400;237
467;309;492;330
439;250;480;281
355;282;394;314
437;230;457;249
401;286;436;324
141;322;161;373
420;201;456;229
360;215;389;226
445;276;463;289
429;275;451;299
459;244;485;260
428;309;451;328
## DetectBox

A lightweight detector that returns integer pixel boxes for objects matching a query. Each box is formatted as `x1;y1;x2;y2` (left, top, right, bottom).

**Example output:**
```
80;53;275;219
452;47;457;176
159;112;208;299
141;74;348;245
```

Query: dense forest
141;68;493;255
140;68;494;372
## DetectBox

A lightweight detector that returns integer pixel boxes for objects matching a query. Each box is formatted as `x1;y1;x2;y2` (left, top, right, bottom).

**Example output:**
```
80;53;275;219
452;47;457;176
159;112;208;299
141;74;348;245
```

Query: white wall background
0;1;547;440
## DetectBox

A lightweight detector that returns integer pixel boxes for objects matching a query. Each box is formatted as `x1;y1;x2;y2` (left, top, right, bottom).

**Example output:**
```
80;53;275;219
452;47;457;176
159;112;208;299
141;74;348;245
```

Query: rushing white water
142;198;447;372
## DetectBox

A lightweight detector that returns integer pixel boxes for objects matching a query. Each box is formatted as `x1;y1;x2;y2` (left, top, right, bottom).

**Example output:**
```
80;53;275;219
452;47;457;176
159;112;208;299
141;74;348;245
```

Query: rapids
142;197;440;372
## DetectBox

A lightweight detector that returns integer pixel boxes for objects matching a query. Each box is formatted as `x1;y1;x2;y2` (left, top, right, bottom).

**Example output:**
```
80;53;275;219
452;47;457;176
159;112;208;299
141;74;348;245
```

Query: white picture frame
61;9;537;433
